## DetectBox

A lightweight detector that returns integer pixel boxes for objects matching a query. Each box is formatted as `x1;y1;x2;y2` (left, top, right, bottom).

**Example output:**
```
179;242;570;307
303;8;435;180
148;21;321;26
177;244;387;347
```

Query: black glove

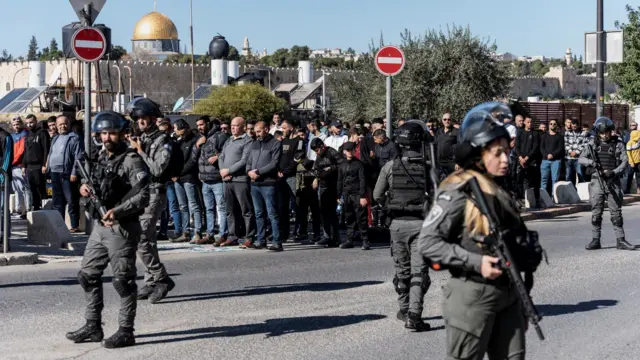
603;170;615;179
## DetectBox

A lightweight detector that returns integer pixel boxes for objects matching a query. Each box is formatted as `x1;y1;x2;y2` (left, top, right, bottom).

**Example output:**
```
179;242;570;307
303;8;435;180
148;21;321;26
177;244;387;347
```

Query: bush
194;83;286;122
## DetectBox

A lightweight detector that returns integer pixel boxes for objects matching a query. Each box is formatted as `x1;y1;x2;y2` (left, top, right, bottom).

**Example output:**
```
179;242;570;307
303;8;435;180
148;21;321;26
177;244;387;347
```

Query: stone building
510;66;618;100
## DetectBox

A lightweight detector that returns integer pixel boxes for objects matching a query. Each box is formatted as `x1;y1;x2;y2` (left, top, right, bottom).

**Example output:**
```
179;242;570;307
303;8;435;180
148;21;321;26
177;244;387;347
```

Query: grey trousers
224;181;256;240
80;220;141;328
138;191;169;285
442;278;525;360
390;219;431;315
590;177;625;240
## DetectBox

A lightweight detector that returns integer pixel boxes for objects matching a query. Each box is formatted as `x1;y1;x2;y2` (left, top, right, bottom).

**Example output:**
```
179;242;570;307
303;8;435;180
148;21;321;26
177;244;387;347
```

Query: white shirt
307;132;327;161
324;134;348;152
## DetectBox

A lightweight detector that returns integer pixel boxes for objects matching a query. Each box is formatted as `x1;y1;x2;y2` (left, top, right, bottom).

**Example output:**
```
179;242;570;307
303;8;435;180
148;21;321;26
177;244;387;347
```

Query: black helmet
593;117;615;133
310;137;325;150
455;102;512;167
92;111;128;133
126;97;162;119
395;120;431;148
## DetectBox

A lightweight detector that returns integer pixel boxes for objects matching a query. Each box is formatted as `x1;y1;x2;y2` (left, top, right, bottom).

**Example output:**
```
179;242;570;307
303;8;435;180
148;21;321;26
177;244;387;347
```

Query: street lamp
123;66;133;100
321;69;331;123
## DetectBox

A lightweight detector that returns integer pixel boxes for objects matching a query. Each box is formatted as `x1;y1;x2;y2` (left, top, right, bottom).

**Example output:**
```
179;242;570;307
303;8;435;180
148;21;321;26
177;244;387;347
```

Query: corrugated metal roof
290;82;322;107
273;83;298;92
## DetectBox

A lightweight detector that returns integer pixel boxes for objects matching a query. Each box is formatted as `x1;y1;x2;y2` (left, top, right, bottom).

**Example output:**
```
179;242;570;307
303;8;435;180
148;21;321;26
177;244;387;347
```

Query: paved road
2;204;640;360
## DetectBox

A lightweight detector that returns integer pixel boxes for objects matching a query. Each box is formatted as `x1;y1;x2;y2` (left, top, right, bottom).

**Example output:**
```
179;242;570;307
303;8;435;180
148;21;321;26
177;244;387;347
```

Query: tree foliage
0;49;13;62
331;26;510;123
108;45;128;60
609;5;640;104
27;36;38;61
194;83;286;122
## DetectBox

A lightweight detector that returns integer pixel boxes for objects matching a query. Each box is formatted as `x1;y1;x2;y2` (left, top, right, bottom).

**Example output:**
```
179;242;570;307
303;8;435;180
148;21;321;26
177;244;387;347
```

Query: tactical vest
92;149;142;219
387;158;426;219
596;141;617;171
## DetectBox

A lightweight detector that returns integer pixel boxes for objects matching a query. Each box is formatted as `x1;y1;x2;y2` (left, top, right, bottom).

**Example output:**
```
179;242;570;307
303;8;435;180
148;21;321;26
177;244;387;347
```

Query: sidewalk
3;194;640;265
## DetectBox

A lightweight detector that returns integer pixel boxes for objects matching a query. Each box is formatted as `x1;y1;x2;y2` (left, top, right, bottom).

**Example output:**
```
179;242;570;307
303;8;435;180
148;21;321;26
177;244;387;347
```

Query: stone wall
510;67;618;100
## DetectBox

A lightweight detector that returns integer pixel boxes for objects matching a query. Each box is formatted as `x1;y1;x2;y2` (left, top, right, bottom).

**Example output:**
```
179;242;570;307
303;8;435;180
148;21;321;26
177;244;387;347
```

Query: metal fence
511;102;630;129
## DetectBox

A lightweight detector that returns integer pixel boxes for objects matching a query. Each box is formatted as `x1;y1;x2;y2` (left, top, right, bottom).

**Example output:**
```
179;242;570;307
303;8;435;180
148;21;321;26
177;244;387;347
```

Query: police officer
66;111;150;348
126;98;176;303
418;102;542;359
579;117;636;251
373;120;434;332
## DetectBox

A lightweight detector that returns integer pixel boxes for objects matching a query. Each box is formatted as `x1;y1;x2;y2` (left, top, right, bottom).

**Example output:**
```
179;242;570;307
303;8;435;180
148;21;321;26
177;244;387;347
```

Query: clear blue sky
0;0;632;59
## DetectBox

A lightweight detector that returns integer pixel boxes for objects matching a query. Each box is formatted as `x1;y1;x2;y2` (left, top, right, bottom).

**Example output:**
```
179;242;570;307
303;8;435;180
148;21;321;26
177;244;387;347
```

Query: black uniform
337;156;368;248
313;146;344;246
67;137;150;348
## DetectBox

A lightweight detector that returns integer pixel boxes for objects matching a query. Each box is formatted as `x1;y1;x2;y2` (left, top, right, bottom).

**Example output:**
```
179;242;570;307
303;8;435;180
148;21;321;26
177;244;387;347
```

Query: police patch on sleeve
422;205;444;228
136;172;147;182
163;143;172;151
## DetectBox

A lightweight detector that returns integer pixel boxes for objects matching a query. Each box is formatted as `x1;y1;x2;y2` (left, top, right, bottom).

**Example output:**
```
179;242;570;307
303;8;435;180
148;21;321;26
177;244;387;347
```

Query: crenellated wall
510;67;618;100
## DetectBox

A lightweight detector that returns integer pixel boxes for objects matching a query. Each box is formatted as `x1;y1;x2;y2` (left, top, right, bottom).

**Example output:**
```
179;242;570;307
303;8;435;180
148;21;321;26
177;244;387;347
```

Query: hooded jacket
177;131;199;183
627;130;640;166
23;121;50;168
198;130;229;183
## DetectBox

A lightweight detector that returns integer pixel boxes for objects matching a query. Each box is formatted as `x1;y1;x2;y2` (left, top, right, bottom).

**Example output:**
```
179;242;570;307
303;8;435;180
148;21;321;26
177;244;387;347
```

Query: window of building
5;83;9;91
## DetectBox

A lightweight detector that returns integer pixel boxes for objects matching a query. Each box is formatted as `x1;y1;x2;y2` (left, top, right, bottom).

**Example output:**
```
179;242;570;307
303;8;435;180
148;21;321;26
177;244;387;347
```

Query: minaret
565;48;573;66
242;37;251;57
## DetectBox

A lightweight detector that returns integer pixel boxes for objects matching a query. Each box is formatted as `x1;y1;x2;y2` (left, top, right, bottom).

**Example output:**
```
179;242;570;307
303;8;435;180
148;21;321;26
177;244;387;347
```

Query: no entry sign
375;46;405;76
72;27;107;62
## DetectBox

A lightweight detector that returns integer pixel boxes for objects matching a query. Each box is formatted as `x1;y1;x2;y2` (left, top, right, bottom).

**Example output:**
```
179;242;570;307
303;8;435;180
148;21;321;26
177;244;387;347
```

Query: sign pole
385;76;392;138
82;4;92;176
375;45;405;139
596;0;604;118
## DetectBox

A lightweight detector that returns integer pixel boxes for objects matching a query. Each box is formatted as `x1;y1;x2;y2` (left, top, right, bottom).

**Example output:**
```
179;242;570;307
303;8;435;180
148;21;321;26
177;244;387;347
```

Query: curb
0;252;39;266
521;195;640;221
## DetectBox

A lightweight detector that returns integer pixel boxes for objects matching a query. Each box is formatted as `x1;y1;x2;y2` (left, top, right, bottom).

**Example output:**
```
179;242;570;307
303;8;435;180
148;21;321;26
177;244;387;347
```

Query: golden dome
132;11;178;41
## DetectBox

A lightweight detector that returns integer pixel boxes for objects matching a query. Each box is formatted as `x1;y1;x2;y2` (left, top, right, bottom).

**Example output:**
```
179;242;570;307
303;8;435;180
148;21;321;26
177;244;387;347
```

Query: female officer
418;102;531;360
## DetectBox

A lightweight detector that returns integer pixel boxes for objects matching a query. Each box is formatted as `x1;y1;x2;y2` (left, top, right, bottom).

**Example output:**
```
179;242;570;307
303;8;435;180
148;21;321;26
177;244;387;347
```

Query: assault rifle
74;157;108;219
587;144;609;197
464;176;545;341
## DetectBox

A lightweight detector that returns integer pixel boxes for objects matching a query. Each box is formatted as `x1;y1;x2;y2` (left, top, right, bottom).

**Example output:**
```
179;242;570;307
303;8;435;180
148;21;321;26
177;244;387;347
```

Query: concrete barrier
27;210;72;248
539;189;555;208
577;182;590;202
554;181;581;204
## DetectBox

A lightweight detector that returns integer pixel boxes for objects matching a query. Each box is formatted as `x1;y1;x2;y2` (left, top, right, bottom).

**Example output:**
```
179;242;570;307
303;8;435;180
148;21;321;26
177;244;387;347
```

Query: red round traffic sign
375;46;405;76
72;27;107;62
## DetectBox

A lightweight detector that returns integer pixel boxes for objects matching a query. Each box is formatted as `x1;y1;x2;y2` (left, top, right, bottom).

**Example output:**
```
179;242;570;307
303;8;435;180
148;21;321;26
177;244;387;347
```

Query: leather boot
405;312;431;332
616;238;636;251
66;320;104;343
102;327;135;349
585;239;601;250
361;240;371;250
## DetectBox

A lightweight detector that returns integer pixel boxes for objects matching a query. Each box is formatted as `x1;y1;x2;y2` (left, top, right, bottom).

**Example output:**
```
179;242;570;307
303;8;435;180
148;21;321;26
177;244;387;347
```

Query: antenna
154;0;157;11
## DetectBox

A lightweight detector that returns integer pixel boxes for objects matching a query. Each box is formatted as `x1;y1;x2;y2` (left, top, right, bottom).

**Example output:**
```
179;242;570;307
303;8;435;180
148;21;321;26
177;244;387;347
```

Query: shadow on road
137;314;387;345
538;299;618;317
161;280;384;304
0;273;182;288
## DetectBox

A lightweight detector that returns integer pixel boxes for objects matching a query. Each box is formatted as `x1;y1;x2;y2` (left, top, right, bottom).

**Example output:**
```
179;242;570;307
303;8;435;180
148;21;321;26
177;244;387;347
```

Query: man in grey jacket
246;120;283;251
219;117;256;247
47;116;83;232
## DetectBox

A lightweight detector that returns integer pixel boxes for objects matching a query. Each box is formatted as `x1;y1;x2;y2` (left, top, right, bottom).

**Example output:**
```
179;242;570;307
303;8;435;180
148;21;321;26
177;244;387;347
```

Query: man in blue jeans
540;119;565;195
172;120;202;242
246;121;282;251
47;116;83;232
196;119;229;244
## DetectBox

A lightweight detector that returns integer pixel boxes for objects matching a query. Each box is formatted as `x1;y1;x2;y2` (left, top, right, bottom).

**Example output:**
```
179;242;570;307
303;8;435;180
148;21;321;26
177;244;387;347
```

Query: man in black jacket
23;115;50;210
435;113;459;180
337;142;370;250
196;119;229;244
515;117;541;207
540;119;565;195
311;137;345;247
172;119;202;243
277;120;304;242
246;120;282;251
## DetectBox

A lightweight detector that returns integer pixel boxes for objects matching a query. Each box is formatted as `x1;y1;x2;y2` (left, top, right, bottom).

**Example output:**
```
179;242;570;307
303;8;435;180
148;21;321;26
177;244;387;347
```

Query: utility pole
82;3;92;173
596;0;604;118
189;0;195;99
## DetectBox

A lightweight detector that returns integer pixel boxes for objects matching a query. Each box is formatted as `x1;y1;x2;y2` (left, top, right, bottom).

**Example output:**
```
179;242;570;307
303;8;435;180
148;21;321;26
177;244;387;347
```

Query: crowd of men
3;108;638;250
